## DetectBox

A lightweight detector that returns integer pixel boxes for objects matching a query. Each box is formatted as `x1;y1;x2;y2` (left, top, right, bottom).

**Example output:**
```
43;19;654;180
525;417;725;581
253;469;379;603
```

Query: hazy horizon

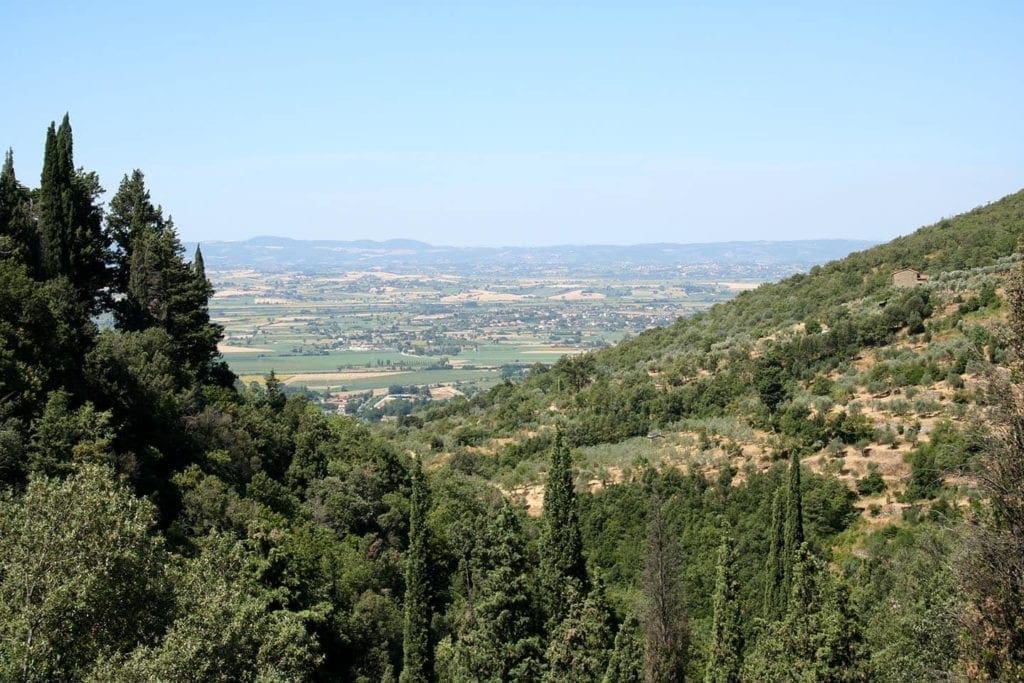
3;2;1022;247
186;234;877;249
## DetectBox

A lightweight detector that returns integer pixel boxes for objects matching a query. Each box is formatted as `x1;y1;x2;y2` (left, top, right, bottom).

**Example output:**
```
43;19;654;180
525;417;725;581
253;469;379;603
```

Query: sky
1;1;1022;246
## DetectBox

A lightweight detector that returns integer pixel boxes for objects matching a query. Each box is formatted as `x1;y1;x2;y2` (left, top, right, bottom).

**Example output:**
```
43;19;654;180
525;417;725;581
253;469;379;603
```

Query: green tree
121;218;223;379
641;500;688;682
543;582;614;682
265;369;287;412
0;256;95;427
28;390;115;476
0;149;39;270
90;532;322;681
193;243;207;279
36;115;109;312
762;488;786;619
744;545;865;681
705;531;742;683
0;465;168;681
449;503;543;682
603;615;644;683
540;431;589;624
106;170;166;305
783;452;805;595
401;458;432;683
754;353;789;415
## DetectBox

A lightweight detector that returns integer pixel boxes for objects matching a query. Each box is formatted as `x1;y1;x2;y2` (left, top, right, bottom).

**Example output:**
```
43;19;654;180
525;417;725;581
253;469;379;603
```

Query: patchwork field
209;269;753;414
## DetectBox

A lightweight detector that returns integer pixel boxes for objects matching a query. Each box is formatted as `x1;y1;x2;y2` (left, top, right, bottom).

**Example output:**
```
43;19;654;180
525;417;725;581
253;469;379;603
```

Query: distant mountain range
183;236;876;277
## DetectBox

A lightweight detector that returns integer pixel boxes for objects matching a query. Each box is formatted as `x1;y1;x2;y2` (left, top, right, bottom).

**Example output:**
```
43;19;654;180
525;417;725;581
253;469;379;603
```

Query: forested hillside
1;118;1024;681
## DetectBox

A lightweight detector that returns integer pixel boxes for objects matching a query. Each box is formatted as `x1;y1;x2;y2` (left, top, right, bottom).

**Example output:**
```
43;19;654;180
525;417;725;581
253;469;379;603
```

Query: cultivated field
209;268;752;415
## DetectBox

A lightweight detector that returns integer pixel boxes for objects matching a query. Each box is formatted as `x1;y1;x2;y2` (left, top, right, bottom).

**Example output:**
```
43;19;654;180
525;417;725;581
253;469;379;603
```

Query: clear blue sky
2;1;1022;246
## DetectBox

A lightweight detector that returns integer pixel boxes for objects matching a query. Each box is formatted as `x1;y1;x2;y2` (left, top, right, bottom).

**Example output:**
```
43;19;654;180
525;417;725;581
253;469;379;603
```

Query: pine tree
106;170;164;299
603;615;644;683
120;217;222;379
401;458;432;683
705;530;742;683
539;431;589;625
762;488;785;619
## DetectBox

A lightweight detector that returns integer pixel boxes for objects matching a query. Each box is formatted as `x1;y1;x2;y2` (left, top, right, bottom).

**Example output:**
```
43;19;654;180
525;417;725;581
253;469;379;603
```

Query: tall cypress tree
450;503;543;681
193;244;206;281
783;452;805;595
38;121;67;278
762;488;785;619
706;530;742;683
604;615;644;683
744;544;865;681
401;458;432;683
765;454;806;620
539;431;588;625
182;240;225;381
36;115;109;311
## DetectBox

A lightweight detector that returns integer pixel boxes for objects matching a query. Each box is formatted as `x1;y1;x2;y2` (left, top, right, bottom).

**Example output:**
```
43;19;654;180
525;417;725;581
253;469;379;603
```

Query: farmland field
208;268;751;416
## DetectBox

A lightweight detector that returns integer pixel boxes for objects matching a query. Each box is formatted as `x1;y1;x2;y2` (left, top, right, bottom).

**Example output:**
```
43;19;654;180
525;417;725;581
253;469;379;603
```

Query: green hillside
411;188;1022;457
608;187;1024;368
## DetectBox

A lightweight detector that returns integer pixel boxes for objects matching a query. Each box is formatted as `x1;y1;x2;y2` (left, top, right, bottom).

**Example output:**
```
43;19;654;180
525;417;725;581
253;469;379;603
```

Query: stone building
891;268;928;288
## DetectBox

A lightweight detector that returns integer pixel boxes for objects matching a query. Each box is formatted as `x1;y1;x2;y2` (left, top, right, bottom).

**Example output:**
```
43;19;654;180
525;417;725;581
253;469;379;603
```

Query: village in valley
209;266;751;419
203;240;868;419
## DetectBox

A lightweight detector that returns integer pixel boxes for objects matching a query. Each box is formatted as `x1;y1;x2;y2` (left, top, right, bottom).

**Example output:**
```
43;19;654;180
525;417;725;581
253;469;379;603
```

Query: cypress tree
181;238;224;380
765;454;805;620
744;545;865;681
539;431;588;625
783;452;805;594
193;244;206;281
401;458;432;683
543;581;614;682
36;115;109;311
705;530;742;683
450;503;543;681
38;121;66;278
0;149;38;270
762;488;785;619
0;149;16;233
603;615;644;683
